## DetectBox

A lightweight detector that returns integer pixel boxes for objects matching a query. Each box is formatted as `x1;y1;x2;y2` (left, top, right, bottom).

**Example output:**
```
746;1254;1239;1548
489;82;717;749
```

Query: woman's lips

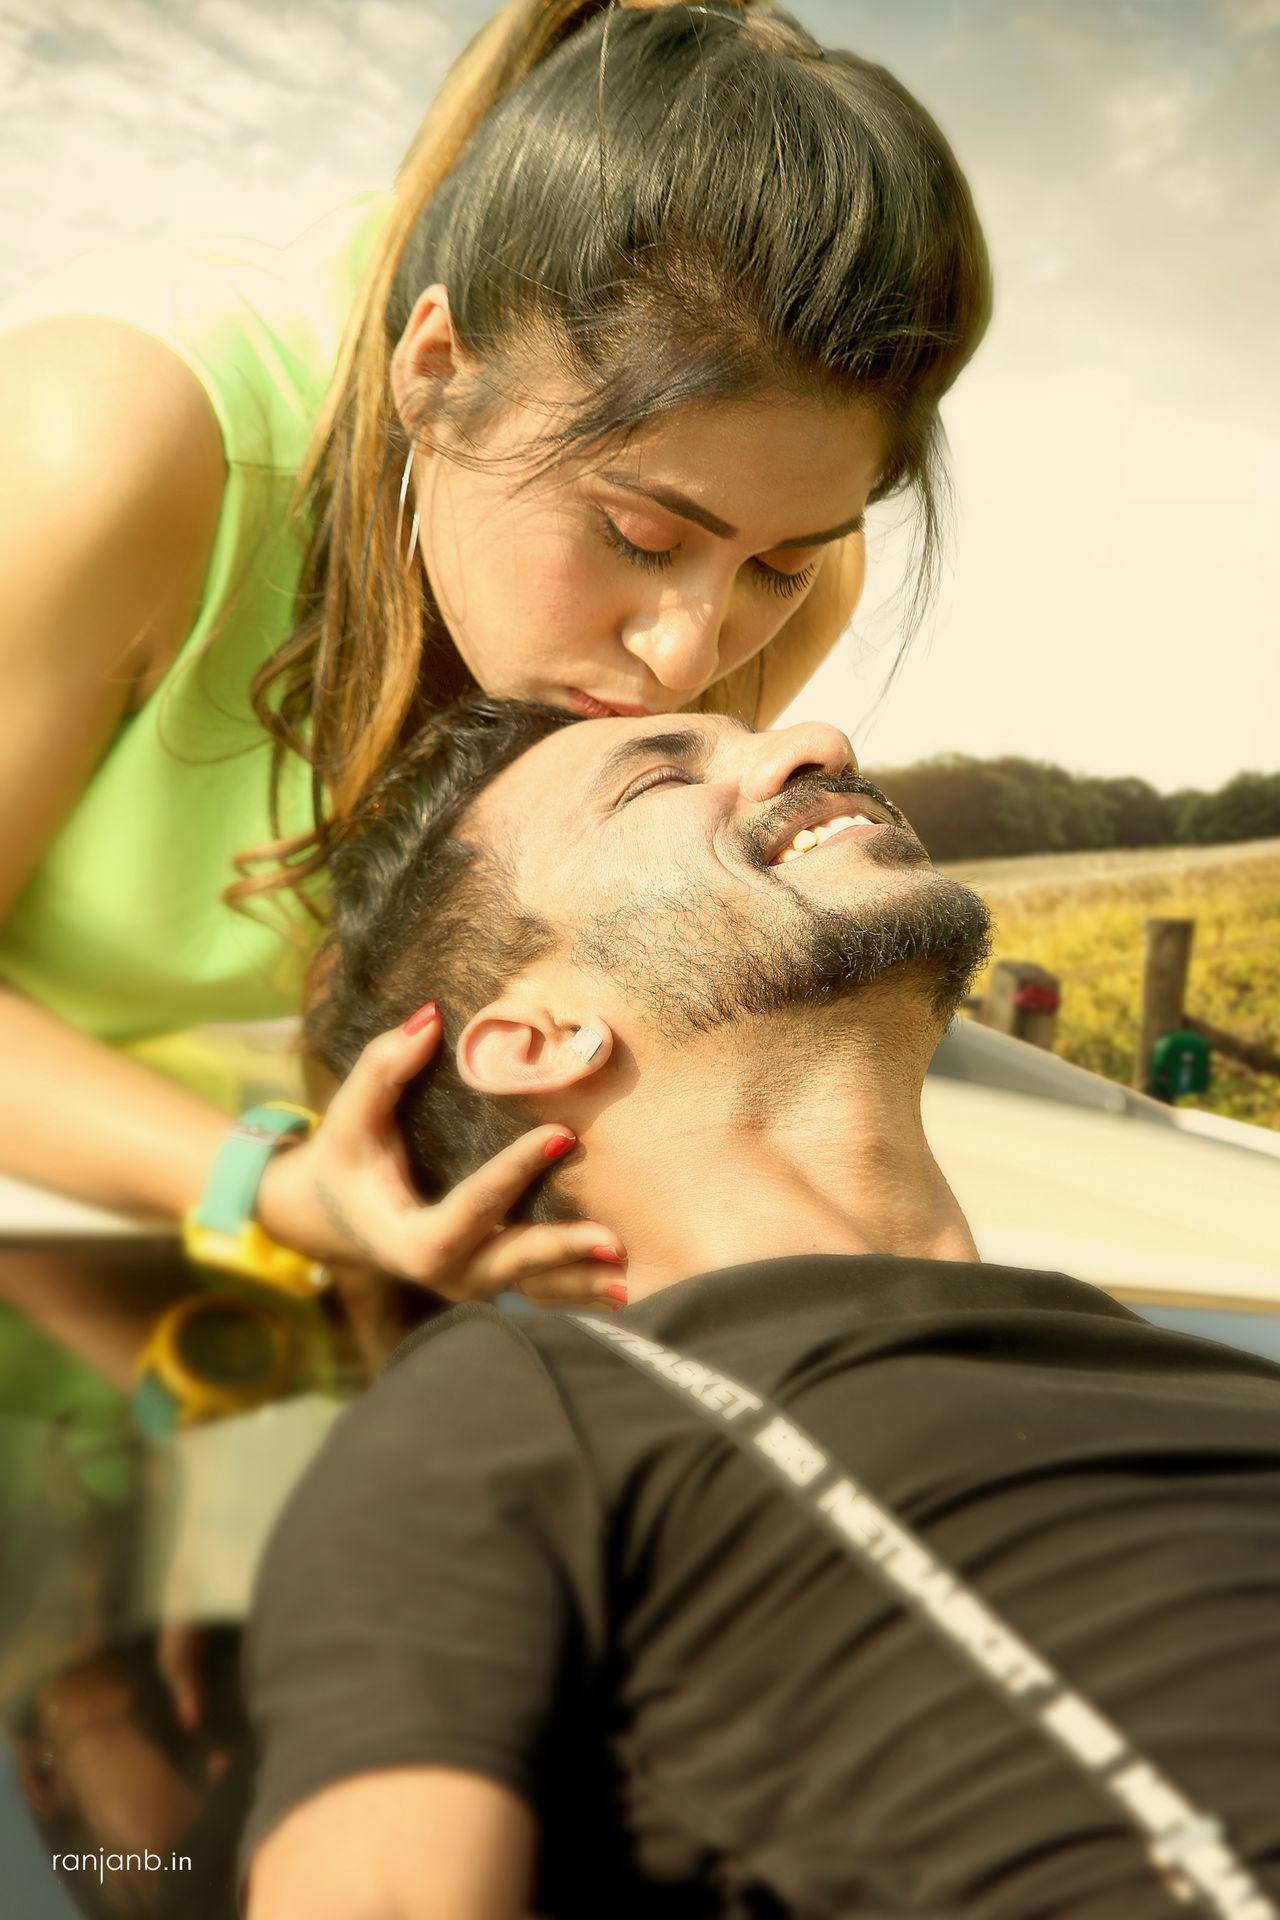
564;688;656;719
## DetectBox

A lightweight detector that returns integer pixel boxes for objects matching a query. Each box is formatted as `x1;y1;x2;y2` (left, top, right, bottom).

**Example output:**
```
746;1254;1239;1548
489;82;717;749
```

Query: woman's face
399;328;886;716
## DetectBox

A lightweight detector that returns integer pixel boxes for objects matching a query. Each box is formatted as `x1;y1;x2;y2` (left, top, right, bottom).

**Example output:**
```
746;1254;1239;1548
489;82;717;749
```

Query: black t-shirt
244;1258;1280;1917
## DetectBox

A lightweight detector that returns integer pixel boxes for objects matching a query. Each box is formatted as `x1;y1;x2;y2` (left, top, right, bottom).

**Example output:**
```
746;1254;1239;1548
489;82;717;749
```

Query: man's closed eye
616;768;696;807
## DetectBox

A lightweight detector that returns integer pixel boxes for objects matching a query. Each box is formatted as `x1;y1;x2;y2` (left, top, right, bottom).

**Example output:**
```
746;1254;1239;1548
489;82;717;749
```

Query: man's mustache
741;771;913;868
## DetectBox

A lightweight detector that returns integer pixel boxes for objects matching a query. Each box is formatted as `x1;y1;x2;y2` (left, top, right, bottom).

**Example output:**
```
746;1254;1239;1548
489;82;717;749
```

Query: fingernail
543;1132;576;1161
404;1001;439;1034
592;1246;624;1264
604;1282;629;1305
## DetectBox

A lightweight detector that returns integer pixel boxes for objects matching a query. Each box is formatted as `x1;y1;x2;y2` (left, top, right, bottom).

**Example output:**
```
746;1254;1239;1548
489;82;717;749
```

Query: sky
1;0;1276;790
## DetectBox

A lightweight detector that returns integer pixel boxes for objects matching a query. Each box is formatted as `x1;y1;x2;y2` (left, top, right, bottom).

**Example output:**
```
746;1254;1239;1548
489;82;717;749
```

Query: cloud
1215;0;1280;33
0;0;469;288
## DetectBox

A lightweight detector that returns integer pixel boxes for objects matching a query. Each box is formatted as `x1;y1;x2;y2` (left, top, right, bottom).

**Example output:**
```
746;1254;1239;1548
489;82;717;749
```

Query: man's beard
572;779;993;1038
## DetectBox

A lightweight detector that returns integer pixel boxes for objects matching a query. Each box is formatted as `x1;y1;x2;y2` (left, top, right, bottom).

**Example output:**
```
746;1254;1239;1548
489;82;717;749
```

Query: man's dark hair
307;698;581;1216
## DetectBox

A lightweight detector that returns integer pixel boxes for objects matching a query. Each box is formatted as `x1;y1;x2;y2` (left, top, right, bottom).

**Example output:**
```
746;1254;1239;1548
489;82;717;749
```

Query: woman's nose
621;598;723;693
739;724;858;803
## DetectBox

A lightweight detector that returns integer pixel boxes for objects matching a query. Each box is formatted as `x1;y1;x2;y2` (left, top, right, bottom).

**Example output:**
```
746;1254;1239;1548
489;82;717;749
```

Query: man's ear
456;1002;614;1098
390;285;461;428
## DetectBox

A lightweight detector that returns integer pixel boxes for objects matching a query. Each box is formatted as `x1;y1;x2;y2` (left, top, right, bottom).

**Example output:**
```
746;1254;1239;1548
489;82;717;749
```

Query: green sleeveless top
0;196;388;1053
0;203;390;1539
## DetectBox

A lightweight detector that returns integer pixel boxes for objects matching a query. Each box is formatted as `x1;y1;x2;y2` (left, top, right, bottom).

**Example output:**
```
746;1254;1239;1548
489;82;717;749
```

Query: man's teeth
777;813;874;863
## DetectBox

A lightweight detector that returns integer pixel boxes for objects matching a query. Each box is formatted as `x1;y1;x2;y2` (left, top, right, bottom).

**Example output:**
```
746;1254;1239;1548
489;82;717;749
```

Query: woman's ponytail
243;1;643;906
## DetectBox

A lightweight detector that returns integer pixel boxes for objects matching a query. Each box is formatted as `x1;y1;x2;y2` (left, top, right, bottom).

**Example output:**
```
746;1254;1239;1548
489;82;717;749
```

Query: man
244;700;1280;1920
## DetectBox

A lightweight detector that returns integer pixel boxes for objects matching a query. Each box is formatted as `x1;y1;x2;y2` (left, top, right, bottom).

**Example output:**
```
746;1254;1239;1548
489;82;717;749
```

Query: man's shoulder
390;1299;639;1373
608;1253;1280;1397
618;1253;1130;1354
275;1306;605;1560
381;1301;584;1413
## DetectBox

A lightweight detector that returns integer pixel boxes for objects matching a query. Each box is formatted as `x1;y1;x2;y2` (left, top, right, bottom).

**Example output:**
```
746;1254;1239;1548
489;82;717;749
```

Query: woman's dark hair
395;5;987;471
307;699;581;1214
240;0;991;912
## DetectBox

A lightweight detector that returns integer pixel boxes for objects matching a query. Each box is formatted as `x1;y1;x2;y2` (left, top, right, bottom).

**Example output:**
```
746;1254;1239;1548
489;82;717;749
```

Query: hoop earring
396;448;421;569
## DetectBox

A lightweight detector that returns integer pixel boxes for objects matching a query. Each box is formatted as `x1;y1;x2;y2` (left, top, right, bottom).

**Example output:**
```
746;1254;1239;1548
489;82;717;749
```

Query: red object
593;1246;625;1264
605;1282;630;1305
1013;984;1060;1014
543;1133;576;1160
403;1001;439;1034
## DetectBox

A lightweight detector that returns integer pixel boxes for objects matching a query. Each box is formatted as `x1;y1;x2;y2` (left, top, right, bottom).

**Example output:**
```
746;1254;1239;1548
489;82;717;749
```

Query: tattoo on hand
313;1179;380;1266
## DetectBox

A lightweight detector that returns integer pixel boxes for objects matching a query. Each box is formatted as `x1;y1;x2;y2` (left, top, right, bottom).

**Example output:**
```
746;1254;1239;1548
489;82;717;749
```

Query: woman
0;0;989;1306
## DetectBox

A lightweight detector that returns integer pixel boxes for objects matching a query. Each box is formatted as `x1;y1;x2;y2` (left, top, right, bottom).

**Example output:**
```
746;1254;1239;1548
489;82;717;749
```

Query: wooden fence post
977;960;1061;1050
1135;918;1195;1091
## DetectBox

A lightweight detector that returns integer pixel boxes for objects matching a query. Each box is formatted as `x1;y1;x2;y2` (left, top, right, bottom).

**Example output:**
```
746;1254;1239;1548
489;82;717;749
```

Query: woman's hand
256;1008;626;1309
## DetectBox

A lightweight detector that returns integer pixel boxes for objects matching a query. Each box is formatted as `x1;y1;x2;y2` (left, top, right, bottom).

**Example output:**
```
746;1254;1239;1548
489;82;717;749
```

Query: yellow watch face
136;1298;294;1427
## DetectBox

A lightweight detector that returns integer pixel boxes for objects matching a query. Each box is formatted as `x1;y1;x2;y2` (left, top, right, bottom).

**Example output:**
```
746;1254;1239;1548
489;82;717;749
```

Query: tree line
862;757;1280;863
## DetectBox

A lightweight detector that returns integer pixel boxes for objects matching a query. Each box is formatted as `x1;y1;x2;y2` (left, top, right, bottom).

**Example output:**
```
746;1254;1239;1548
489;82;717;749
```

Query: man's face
470;714;991;1036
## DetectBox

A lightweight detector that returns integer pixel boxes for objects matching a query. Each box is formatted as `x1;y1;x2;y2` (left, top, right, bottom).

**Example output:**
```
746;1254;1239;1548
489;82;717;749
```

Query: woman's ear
390;285;459;427
456;1004;614;1097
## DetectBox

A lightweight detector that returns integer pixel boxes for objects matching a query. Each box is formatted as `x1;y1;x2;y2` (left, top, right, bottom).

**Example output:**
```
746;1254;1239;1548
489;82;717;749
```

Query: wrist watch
182;1101;326;1299
132;1294;295;1440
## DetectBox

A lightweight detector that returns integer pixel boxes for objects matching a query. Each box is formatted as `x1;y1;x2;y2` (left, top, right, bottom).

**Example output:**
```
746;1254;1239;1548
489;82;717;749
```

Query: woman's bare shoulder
0;317;228;916
0;314;226;696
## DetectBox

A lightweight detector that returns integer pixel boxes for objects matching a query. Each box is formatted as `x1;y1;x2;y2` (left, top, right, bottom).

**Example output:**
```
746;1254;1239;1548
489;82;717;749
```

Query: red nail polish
605;1282;629;1305
404;1001;439;1034
592;1246;624;1264
543;1132;576;1160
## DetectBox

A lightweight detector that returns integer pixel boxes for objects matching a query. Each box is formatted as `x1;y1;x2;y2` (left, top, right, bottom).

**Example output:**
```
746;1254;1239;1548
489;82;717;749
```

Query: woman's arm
0;989;233;1216
0;318;624;1302
246;1770;537;1920
0;316;226;912
0;315;233;1216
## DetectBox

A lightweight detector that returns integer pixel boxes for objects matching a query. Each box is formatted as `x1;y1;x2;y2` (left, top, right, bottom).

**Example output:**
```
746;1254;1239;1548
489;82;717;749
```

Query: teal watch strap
133;1371;183;1442
194;1103;315;1235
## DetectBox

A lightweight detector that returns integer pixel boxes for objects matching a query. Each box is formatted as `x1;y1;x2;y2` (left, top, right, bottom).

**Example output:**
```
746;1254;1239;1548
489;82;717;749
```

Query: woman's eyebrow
596;472;864;548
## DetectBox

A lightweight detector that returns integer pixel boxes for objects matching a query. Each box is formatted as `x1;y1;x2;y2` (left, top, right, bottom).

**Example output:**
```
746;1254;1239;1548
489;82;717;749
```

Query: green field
944;838;1280;1132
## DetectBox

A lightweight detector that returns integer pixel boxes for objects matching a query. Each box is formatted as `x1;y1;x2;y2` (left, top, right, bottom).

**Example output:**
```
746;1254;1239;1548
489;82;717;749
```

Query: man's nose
621;598;723;694
738;724;858;804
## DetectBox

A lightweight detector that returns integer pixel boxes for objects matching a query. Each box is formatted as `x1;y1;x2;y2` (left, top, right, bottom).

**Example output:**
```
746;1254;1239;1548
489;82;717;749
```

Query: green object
0;201;385;1505
194;1103;315;1236
0;1321;140;1512
0;195;388;1049
131;1371;184;1442
185;1101;323;1293
1148;1028;1212;1102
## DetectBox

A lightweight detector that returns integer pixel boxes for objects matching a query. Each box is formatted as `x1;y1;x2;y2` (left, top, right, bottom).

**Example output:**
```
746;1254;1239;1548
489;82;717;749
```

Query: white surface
0;1169;171;1237
923;1072;1280;1305
135;1394;344;1626
1169;1102;1280;1162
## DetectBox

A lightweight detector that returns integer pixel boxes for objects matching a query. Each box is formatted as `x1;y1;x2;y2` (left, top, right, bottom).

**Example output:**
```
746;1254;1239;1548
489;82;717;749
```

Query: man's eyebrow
597;472;865;549
585;720;753;805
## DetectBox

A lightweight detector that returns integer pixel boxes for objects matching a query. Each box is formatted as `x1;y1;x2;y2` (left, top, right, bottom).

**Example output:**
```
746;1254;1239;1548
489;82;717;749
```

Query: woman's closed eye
597;512;818;600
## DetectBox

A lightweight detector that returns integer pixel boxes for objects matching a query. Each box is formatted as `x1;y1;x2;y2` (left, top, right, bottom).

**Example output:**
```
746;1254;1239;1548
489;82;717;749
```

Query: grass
944;839;1280;1132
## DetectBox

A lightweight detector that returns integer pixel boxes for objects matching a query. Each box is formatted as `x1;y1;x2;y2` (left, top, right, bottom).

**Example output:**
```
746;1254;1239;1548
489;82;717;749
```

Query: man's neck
574;995;978;1303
